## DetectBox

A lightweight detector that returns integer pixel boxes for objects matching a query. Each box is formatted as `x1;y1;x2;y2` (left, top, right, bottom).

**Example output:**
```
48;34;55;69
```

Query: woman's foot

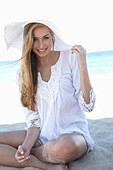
47;163;68;170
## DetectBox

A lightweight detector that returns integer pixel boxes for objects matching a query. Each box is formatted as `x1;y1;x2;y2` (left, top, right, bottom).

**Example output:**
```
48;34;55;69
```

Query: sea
0;50;113;82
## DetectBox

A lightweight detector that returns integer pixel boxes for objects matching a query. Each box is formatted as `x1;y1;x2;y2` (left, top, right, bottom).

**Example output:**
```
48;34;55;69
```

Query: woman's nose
38;40;44;49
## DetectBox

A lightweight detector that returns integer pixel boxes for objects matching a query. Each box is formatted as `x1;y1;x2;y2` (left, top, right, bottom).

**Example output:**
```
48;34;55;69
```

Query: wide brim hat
4;19;72;51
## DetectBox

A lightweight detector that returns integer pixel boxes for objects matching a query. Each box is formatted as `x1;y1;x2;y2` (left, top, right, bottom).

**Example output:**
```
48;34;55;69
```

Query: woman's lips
37;48;47;53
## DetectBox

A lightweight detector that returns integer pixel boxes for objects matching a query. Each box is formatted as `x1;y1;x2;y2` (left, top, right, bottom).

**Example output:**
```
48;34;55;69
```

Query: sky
0;0;113;61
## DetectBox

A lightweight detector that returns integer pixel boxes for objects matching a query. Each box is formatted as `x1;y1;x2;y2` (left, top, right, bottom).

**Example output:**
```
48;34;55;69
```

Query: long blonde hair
19;23;54;111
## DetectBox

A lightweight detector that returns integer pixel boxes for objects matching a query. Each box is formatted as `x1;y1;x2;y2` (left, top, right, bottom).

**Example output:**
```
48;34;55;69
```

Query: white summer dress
17;50;96;152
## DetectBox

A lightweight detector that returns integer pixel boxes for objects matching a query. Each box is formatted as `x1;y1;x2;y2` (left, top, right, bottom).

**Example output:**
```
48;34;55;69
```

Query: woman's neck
37;51;53;67
37;51;60;67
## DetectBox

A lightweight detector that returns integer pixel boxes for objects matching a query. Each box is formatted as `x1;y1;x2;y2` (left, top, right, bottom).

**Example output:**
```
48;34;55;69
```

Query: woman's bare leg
0;130;26;148
0;130;41;148
32;133;88;164
0;130;68;169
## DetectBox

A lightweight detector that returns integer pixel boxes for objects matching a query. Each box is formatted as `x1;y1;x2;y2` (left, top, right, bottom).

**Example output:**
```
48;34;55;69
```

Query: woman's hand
15;127;40;165
71;45;87;70
15;145;31;165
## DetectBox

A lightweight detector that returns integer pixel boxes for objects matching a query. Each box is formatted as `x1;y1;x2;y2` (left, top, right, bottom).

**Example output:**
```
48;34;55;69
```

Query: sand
0;73;113;169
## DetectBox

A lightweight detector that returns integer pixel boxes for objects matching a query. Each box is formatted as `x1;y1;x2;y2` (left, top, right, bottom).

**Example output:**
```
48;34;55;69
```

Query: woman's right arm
15;127;40;164
22;126;40;151
15;126;40;164
15;105;41;164
15;70;41;163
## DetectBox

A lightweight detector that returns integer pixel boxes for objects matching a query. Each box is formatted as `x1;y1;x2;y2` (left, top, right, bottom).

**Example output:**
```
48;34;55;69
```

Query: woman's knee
31;134;87;164
51;133;87;162
53;135;77;155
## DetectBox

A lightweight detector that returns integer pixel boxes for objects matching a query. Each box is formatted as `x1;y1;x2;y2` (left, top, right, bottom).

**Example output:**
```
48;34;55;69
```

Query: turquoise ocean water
0;50;113;82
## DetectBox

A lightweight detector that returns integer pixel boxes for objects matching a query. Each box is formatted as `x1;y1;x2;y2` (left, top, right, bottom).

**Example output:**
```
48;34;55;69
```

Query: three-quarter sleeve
77;89;96;112
22;107;41;129
69;51;96;112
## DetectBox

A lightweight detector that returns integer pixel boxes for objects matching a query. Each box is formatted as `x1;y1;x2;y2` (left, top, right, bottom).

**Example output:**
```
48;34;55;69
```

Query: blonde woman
0;20;96;170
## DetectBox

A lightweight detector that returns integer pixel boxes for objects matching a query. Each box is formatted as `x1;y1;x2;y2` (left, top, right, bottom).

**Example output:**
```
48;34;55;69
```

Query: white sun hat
4;20;72;51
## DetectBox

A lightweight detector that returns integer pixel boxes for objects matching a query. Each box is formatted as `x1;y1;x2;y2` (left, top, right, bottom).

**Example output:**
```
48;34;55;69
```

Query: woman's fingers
71;45;86;58
71;45;87;70
18;156;31;166
15;147;31;165
71;45;86;55
71;45;86;52
18;156;30;163
15;150;24;160
18;145;24;155
15;151;30;165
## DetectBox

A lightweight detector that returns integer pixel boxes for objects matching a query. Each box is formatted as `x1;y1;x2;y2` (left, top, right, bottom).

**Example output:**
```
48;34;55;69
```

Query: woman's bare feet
47;163;68;170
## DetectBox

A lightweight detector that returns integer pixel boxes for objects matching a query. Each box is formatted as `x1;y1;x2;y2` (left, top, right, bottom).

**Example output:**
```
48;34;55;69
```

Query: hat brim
4;20;72;51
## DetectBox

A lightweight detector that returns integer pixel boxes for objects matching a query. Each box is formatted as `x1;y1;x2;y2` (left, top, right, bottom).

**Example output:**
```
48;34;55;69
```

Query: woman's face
32;26;53;57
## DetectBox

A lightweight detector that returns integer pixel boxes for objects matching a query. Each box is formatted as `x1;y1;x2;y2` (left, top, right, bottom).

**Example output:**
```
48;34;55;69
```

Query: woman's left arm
71;45;92;104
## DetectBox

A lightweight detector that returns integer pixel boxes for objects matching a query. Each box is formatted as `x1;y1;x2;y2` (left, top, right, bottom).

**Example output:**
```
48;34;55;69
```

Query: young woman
0;20;96;170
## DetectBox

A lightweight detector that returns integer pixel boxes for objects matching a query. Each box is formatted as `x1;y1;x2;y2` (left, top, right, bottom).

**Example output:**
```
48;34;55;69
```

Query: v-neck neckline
38;51;61;84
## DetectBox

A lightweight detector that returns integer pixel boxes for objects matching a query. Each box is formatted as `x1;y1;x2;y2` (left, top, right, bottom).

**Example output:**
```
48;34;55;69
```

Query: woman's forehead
33;26;51;36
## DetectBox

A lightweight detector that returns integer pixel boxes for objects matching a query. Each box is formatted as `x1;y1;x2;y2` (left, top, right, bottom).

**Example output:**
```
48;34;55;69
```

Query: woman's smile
37;48;48;54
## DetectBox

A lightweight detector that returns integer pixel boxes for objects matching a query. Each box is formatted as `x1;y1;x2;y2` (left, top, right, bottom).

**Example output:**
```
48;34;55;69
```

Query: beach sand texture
0;73;113;169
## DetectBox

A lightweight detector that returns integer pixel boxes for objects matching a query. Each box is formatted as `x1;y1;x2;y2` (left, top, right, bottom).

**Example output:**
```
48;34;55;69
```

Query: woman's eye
33;37;37;41
44;37;49;39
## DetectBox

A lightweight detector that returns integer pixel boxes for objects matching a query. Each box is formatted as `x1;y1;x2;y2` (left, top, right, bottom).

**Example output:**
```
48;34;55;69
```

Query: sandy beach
0;73;113;169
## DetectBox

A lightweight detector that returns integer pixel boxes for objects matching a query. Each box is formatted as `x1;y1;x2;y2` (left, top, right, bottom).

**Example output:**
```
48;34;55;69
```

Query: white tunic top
20;50;96;152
